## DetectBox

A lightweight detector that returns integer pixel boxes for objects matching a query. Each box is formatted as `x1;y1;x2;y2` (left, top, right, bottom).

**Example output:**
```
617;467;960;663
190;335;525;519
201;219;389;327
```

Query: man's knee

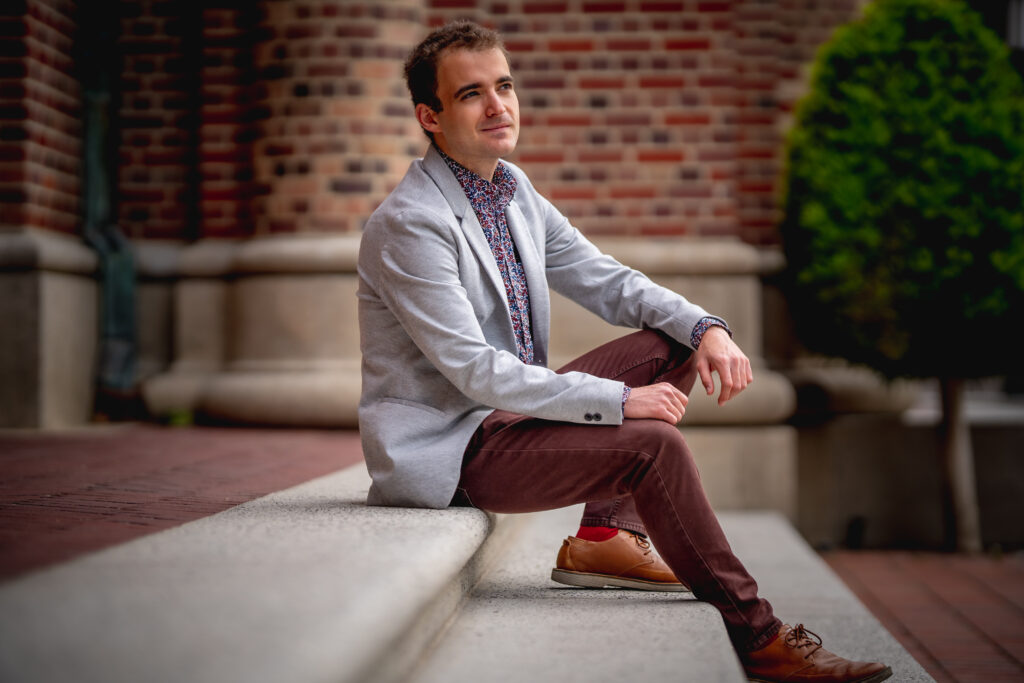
623;419;690;457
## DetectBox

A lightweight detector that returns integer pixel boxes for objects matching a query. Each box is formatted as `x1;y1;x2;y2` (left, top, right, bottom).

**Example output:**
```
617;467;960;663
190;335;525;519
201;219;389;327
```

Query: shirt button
593;413;602;422
584;413;593;421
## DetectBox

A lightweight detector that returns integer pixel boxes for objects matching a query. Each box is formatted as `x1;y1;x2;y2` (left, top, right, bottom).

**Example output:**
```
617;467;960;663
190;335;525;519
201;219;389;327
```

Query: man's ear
415;103;442;136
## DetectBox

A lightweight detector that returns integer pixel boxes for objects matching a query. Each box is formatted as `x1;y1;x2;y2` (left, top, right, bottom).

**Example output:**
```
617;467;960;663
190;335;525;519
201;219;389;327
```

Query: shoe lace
629;532;652;555
785;624;823;659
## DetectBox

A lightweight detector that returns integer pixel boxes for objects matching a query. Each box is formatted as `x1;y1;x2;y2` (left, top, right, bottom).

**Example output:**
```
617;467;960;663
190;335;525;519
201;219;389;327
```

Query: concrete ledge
0;227;97;275
202;368;361;426
591;236;760;275
0;466;520;683
233;233;361;274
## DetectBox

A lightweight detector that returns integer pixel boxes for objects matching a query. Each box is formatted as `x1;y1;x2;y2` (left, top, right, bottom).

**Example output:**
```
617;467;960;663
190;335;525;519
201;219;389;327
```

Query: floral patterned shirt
438;147;534;365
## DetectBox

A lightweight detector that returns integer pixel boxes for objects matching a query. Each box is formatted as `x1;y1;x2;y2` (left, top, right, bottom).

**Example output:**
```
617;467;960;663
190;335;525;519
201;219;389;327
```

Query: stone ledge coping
133;235;771;278
0;232;775;280
0;227;97;275
0;465;503;683
592;236;761;275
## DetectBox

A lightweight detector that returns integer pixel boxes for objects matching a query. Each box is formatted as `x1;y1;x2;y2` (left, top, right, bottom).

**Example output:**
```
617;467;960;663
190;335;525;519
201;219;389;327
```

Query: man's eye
461;91;478;100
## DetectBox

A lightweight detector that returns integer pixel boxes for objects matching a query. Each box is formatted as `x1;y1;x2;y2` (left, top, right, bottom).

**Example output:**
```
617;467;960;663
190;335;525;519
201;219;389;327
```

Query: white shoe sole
551;568;691;592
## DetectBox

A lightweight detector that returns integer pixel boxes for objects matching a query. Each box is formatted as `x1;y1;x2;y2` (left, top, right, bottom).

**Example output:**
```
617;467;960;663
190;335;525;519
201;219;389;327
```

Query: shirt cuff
690;316;732;349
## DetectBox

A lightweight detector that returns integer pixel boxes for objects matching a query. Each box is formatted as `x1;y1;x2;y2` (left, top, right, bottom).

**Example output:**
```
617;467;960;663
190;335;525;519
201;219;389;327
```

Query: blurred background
2;0;1023;551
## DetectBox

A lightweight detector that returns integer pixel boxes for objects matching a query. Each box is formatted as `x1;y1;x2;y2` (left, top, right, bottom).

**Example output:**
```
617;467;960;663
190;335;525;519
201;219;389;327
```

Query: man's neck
433;142;498;182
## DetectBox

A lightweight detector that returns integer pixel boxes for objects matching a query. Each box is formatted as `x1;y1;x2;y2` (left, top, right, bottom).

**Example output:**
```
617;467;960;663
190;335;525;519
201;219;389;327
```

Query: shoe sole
747;665;892;683
551;568;691;592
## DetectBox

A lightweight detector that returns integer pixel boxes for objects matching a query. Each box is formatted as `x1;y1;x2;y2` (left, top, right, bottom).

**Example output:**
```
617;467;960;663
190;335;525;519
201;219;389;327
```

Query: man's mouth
481;122;513;132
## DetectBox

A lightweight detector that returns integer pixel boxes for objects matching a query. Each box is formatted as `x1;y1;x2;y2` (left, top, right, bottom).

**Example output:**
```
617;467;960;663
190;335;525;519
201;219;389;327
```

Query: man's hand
624;383;688;424
694;326;752;406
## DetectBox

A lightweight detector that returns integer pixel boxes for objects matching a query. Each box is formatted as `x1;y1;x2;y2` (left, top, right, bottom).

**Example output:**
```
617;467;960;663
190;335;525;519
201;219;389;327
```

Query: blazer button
593;413;602;422
584;413;593;422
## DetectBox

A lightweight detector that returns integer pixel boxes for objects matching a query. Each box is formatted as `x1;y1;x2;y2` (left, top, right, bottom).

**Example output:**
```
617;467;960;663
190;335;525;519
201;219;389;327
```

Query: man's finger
717;361;734;404
697;360;715;396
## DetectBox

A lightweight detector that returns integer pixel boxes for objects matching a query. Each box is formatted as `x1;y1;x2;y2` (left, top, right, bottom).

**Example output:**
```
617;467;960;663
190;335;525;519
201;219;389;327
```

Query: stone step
409;504;747;682
0;465;521;683
0;463;934;683
410;506;936;683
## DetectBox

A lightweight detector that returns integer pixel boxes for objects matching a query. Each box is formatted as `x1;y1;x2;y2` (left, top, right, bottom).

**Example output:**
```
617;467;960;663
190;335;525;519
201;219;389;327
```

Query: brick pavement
0;425;363;581
824;550;1024;683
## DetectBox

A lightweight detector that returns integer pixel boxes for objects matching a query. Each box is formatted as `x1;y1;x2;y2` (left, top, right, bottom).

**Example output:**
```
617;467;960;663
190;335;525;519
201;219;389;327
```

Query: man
357;20;891;683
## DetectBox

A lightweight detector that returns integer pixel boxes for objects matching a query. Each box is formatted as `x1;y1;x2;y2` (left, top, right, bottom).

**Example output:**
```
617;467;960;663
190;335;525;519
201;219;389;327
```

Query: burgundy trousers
455;329;781;652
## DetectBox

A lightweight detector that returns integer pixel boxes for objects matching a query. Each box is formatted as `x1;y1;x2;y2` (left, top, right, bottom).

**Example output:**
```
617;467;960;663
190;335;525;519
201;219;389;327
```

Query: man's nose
484;90;505;116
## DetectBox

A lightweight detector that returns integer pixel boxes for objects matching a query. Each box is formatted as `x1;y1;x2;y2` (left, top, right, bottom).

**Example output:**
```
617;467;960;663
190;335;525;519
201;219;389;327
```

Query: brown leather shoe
550;529;690;592
742;624;892;683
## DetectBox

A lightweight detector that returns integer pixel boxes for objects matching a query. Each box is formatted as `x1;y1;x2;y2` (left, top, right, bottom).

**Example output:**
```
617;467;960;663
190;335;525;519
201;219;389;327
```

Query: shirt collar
434;144;517;211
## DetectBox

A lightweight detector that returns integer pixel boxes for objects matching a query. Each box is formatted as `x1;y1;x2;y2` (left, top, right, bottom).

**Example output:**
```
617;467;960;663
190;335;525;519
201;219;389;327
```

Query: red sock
575;525;619;542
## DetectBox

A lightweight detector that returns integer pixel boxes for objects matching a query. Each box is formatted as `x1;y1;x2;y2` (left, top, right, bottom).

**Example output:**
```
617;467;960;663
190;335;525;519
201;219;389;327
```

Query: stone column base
142;234;363;427
0;228;98;428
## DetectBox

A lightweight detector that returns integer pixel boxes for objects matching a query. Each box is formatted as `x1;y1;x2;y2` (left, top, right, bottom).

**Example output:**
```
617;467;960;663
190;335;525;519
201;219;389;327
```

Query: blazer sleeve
372;206;626;425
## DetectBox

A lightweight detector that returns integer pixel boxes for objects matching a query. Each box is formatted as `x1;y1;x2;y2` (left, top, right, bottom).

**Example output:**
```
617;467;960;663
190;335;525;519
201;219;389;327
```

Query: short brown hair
404;20;509;114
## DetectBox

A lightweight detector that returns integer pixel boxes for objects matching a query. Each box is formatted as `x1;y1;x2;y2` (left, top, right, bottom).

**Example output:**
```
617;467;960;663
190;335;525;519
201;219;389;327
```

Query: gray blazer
357;146;714;508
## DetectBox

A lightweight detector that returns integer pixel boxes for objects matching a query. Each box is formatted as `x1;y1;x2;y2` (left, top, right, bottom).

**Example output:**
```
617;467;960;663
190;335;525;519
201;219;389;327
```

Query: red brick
518;150;565;164
638;149;685;162
549;39;593;52
547;113;592;127
583;2;626;12
607;38;651;51
610;186;657;199
640;2;684;11
665;38;711;51
504;39;535;53
524;2;567;13
666;113;712;126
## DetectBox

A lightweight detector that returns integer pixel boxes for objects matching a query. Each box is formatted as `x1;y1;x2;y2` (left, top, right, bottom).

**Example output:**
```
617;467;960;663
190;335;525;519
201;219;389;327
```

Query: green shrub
781;0;1024;379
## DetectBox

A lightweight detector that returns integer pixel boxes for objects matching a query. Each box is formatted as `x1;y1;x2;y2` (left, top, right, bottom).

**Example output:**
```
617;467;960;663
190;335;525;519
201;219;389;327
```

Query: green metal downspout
77;4;136;407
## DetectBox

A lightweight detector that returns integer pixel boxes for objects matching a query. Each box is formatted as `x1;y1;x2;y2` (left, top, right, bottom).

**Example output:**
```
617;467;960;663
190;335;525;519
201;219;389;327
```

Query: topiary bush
781;0;1024;380
780;0;1024;551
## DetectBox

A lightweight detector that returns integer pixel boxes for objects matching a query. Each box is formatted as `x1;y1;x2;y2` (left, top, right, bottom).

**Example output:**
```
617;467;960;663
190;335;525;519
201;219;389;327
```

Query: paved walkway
2;424;1021;682
0;425;362;580
824;550;1024;683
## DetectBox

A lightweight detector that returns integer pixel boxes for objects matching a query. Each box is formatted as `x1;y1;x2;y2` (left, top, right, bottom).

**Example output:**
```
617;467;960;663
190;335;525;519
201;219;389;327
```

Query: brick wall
116;0;196;240
198;6;259;239
427;0;862;244
250;0;424;234
0;0;80;235
2;0;862;244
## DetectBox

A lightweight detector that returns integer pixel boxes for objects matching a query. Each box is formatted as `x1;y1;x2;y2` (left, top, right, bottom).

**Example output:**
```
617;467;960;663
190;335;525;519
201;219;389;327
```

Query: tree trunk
939;377;982;553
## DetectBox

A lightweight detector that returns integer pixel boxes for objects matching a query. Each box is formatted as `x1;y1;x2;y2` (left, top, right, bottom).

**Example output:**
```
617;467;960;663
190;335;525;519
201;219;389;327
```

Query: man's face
417;47;519;180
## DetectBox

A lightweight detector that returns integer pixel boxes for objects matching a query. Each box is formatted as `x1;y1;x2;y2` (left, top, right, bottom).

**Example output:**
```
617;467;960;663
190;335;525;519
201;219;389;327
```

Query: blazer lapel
421;146;509;315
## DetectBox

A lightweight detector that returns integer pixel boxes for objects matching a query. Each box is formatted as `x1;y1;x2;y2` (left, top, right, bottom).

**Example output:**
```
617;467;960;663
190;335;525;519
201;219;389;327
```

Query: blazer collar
422;145;473;220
